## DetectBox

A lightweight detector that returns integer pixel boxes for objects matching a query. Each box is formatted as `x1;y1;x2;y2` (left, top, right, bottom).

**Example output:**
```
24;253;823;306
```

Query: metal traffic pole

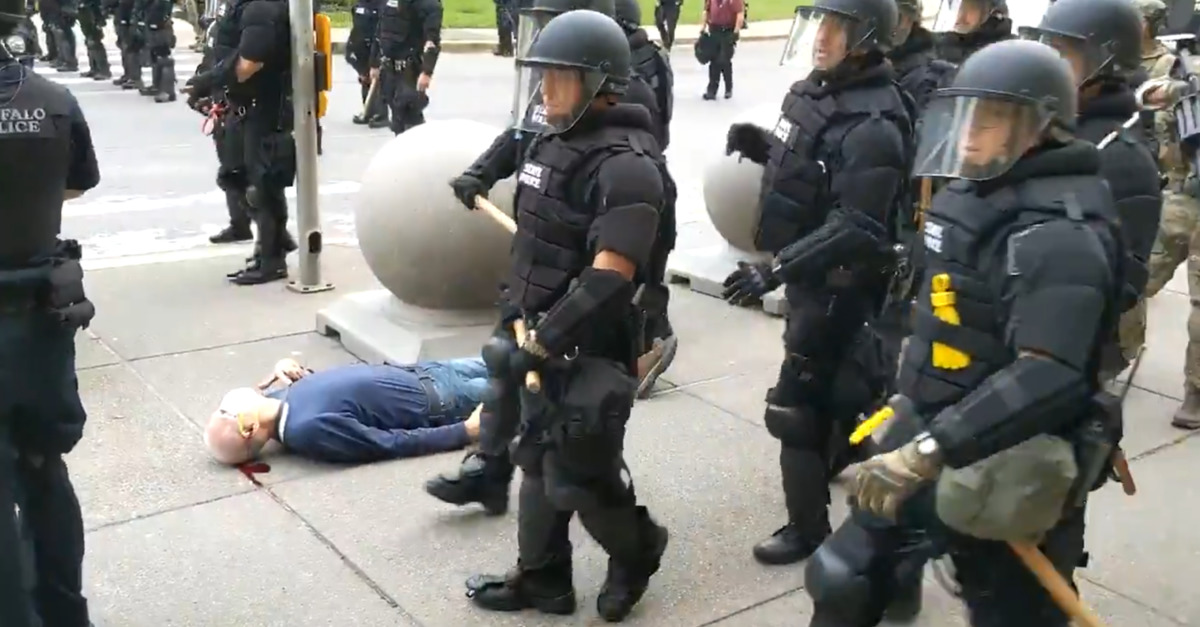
287;0;334;293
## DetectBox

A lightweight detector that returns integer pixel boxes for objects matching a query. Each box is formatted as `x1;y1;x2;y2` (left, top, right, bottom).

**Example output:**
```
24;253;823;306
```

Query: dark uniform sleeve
418;0;443;75
237;1;280;63
465;128;522;186
926;221;1116;468
1096;136;1162;302
66;95;100;192
828;117;907;226
588;151;664;268
532;152;664;355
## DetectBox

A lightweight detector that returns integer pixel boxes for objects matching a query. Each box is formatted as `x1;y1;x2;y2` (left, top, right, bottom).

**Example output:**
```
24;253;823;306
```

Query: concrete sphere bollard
701;103;781;253
355;120;517;311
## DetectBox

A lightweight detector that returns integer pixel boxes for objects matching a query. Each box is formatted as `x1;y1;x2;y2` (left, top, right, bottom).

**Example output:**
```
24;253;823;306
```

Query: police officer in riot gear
115;0;143;88
136;0;175;102
1021;0;1162;379
368;0;441;135
463;11;669;621
77;0;110;79
0;0;100;621
346;0;384;125
425;0;680;515
930;0;1012;64
51;0;78;71
191;0;254;245
721;0;913;568
186;0;298;284
804;39;1124;627
888;0;953;110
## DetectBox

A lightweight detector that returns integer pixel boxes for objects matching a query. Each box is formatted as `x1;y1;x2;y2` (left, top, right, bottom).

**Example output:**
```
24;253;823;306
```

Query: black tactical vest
897;175;1117;411
377;0;421;53
630;38;672;147
1077;95;1162;308
509;126;662;313
757;76;913;253
0;69;74;266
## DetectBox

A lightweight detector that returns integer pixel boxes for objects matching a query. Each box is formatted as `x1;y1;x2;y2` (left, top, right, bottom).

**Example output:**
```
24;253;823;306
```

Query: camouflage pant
1126;190;1200;387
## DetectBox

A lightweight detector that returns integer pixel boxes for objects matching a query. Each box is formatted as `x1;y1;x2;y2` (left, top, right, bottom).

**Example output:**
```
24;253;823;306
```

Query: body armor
629;32;672;148
509;126;661;313
890;28;955;111
756;76;913;253
1076;86;1163;305
377;0;424;57
897;174;1116;411
0;75;74;265
347;0;379;72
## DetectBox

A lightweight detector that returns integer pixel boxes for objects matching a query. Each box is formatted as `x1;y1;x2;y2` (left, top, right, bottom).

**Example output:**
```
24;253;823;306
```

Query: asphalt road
57;40;796;269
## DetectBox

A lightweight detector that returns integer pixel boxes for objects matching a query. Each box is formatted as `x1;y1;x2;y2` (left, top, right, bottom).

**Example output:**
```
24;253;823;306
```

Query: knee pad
805;542;875;622
216;168;247;191
481;334;516;377
763;403;823;448
245;185;265;211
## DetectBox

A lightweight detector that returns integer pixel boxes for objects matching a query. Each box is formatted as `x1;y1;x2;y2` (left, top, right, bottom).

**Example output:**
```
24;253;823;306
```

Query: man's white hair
203;388;266;465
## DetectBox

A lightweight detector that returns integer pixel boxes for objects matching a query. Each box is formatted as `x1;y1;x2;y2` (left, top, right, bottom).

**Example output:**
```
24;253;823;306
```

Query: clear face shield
1019;27;1114;87
510;10;555;127
514;64;608;134
932;0;994;34
913;94;1051;181
780;8;860;71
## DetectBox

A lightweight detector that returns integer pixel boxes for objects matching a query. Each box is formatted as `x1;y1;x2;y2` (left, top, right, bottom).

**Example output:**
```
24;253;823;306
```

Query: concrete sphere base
701;104;780;253
354;119;516;311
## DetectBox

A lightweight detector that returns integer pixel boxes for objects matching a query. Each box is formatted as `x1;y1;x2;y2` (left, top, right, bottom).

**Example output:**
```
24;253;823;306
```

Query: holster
1068;390;1124;507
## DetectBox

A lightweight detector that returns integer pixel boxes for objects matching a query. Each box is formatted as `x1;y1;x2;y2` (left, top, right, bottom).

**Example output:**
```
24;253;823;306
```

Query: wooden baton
473;196;542;393
359;76;380;120
1008;541;1107;627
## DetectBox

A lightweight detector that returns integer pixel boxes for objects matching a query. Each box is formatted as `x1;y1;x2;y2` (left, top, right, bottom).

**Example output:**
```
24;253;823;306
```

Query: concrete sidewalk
67;237;1200;626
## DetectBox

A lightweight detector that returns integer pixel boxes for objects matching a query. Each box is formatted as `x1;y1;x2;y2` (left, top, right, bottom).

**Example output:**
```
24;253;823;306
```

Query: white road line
65;181;362;218
80;234;359;270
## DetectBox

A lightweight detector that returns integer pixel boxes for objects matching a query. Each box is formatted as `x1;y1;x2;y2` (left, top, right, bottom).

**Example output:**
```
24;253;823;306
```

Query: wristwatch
913;431;941;461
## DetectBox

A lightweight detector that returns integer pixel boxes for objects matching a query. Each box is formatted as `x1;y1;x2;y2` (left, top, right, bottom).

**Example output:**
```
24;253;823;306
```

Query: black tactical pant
640;240;674;346
807;499;1086;627
379;57;427;135
78;4;110;76
243;116;296;262
766;285;886;537
47;10;78;69
120;21;146;87
38;7;58;62
653;2;680;49
141;24;176;96
705;27;736;97
214;110;252;233
507;355;655;576
0;311;91;627
494;1;514;54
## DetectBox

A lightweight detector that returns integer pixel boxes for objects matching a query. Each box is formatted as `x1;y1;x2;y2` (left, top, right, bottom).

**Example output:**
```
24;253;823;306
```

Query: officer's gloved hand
721;260;779;306
449;174;488;211
725;123;771;165
508;343;547;381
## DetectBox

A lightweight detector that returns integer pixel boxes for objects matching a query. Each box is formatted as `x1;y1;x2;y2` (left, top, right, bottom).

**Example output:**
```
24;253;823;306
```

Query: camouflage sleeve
1150;52;1177;79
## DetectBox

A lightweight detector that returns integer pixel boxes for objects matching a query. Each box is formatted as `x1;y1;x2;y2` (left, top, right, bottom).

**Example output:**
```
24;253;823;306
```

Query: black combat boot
367;115;389;129
753;445;832;565
209;225;254;244
596;509;669;622
424;451;512;515
466;561;577;615
232;256;287;285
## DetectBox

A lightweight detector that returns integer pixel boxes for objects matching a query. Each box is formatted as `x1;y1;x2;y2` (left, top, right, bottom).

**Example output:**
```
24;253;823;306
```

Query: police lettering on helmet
780;0;894;70
932;0;997;34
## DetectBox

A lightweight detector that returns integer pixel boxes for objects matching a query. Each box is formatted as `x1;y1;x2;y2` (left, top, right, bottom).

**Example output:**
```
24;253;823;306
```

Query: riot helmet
780;0;899;70
1018;0;1142;87
1135;0;1168;39
914;39;1077;181
932;0;1006;34
515;10;631;134
613;0;641;32
516;0;616;58
0;0;22;37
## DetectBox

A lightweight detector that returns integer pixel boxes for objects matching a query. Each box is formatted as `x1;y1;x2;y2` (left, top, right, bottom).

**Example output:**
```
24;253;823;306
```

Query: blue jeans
416;358;489;420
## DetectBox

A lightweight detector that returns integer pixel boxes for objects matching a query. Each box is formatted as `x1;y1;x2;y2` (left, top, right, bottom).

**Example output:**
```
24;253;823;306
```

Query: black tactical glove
725;123;771;165
449;174;488;211
508;344;547;381
721;260;779;306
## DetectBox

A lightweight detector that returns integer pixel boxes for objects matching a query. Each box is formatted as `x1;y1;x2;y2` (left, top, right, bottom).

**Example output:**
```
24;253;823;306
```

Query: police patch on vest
924;220;944;253
771;116;794;145
0;107;47;135
519;161;548;191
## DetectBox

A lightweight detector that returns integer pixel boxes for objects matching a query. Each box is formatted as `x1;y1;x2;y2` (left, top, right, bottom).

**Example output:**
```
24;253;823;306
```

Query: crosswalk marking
36;47;202;92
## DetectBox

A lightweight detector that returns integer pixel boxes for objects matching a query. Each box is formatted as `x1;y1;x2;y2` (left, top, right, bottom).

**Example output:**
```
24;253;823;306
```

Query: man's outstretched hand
272;358;310;384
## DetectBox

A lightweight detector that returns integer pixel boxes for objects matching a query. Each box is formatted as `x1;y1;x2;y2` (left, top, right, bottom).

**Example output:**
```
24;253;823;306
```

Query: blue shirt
269;362;485;463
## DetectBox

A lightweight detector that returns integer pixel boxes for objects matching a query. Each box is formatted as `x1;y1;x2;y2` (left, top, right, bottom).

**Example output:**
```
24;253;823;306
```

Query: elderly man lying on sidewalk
203;357;490;465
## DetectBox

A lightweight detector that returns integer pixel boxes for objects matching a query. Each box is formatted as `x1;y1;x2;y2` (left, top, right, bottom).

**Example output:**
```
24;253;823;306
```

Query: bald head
203;388;274;465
